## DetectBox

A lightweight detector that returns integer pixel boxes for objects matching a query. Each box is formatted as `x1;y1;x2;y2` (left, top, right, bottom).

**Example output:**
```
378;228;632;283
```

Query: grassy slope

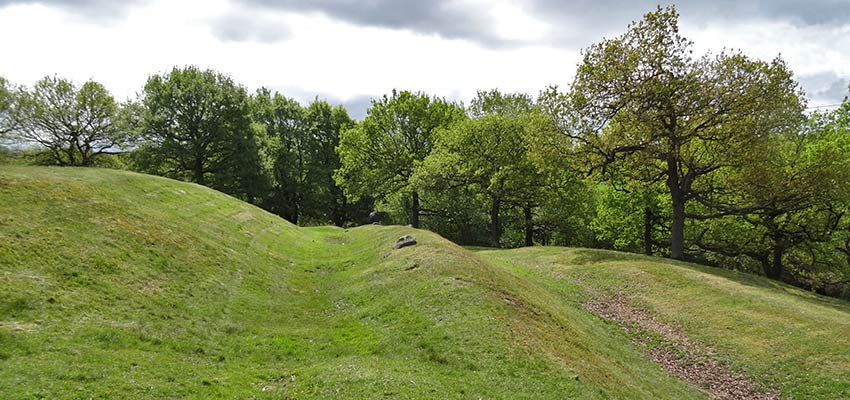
0;166;847;399
474;247;850;399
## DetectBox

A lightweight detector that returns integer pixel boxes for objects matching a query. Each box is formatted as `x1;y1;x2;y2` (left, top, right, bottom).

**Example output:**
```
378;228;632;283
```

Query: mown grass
474;246;850;399
1;166;848;399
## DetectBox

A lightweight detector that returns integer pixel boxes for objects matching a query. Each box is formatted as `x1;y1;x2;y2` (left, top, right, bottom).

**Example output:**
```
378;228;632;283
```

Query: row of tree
0;68;372;226
1;6;849;297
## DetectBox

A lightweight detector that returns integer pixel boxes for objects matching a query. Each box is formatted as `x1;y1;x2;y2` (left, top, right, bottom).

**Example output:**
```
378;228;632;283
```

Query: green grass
473;247;850;399
1;166;848;399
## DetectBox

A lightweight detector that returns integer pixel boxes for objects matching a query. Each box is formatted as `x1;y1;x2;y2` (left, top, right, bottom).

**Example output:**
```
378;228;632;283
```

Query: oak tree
138;66;261;200
335;90;464;228
14;76;130;166
552;6;805;259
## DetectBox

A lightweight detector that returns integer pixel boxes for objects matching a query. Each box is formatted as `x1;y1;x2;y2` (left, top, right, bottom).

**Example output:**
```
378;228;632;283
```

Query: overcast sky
1;0;848;119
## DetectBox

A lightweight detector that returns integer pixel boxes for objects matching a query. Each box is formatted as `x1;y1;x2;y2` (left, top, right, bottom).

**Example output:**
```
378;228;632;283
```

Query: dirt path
585;292;780;400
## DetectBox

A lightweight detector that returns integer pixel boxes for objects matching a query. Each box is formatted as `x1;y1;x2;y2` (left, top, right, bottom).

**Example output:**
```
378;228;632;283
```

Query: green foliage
418;114;540;204
136;66;263;201
589;184;667;253
468;89;534;118
301;99;363;225
248;88;304;217
415;112;543;245
251;89;368;225
335;90;464;227
0;77;15;138
411;185;492;245
684;98;850;285
412;89;589;247
542;6;806;260
531;174;596;247
11;76;130;166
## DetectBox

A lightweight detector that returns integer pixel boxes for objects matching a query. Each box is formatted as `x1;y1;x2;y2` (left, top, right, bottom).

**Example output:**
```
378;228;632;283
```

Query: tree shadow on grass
570;248;850;315
570;248;654;265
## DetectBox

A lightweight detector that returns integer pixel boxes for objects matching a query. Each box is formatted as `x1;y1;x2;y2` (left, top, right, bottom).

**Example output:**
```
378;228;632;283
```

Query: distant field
1;166;848;399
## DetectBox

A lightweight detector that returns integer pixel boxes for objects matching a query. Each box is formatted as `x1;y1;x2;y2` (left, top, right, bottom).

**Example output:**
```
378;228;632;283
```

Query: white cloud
0;0;846;116
684;18;850;106
0;0;578;109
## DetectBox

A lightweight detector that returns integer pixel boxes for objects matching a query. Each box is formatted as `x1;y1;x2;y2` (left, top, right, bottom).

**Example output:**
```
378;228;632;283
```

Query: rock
369;210;386;223
393;235;417;249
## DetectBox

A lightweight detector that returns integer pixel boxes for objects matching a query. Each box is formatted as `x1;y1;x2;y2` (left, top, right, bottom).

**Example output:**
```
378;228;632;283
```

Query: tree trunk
666;147;686;260
291;201;299;226
63;146;76;166
334;196;347;227
767;243;785;280
411;191;420;228
670;196;686;260
193;159;205;185
524;204;533;247
644;207;653;256
490;196;501;247
77;141;92;167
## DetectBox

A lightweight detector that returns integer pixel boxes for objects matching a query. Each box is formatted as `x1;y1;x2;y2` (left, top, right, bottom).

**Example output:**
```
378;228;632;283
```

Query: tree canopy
414;89;552;246
0;76;17;138
335;90;464;227
546;6;806;259
251;89;358;225
12;76;130;166
137;66;261;200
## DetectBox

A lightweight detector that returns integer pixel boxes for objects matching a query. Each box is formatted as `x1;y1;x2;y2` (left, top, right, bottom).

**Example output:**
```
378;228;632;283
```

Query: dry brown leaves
585;292;780;400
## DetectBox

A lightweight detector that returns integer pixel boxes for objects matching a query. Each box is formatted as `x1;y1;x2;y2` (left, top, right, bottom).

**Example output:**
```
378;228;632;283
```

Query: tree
414;115;514;245
250;88;309;222
302;99;358;226
589;183;668;255
0;77;17;138
139;66;261;200
252;90;362;225
335;90;464;228
250;90;364;225
550;6;805;259
692;124;849;279
414;107;549;246
13;76;130;166
415;89;547;246
468;89;534;118
472;89;546;246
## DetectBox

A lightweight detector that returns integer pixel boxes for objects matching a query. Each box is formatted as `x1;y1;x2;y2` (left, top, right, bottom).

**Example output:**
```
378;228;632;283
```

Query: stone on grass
393;235;417;249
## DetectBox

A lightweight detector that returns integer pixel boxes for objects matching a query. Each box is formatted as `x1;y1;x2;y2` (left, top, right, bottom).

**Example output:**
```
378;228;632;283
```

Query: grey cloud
212;11;291;43
0;0;148;18
525;0;850;31
12;0;818;51
818;79;850;103
267;86;376;120
743;0;850;26
229;0;520;47
8;0;850;46
339;95;374;120
226;0;850;48
798;72;850;105
523;0;850;48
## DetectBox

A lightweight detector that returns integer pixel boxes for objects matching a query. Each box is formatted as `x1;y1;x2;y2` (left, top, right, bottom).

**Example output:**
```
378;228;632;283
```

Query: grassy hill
1;166;849;399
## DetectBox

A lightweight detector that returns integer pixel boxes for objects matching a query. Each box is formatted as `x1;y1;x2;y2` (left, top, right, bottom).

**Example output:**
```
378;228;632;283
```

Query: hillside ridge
1;166;849;399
